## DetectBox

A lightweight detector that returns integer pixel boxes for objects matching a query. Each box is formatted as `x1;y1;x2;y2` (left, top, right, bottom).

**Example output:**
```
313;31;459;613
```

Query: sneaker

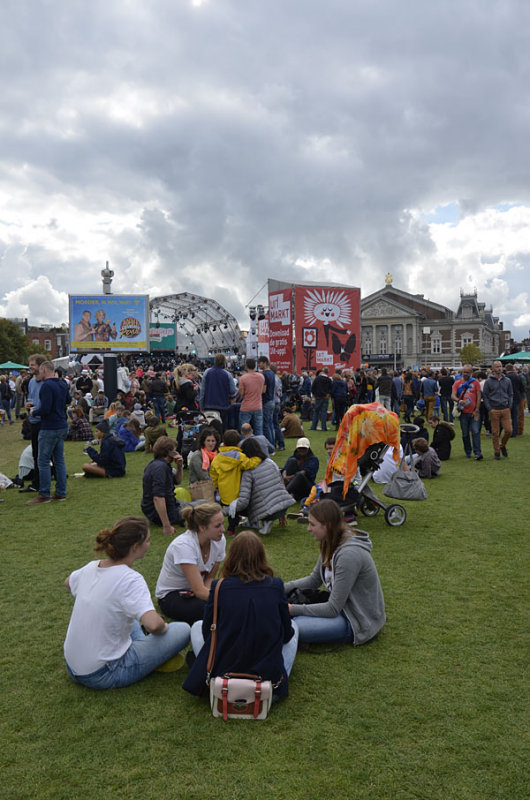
26;493;51;505
475;454;483;461
226;529;236;537
52;494;66;501
19;485;37;493
258;520;274;535
156;652;185;673
501;446;508;457
494;453;501;460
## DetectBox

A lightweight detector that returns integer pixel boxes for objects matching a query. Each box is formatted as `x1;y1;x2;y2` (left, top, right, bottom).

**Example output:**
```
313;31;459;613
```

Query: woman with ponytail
64;516;190;689
155;503;226;624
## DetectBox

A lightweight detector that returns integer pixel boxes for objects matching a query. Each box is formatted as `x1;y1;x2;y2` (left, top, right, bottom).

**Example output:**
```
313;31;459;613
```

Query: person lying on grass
64;516;190;689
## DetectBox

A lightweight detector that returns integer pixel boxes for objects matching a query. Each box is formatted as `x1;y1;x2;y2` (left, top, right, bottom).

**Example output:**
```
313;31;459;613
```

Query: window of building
379;338;386;354
431;336;441;354
461;334;473;348
45;339;52;351
32;339;39;346
364;337;372;355
395;337;402;354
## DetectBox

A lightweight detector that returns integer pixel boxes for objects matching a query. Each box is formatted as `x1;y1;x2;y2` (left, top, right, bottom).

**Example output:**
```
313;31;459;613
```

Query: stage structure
267;279;361;373
149;293;246;359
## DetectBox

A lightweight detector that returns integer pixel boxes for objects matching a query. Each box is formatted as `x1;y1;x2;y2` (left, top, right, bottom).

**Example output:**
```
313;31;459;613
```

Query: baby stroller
176;408;208;468
326;402;408;527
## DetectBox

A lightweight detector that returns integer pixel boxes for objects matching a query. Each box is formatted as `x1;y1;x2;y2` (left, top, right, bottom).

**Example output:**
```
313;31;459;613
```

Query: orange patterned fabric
325;402;401;497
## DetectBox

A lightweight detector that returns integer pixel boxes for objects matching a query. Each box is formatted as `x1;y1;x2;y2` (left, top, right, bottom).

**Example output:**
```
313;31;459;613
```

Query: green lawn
0;419;528;800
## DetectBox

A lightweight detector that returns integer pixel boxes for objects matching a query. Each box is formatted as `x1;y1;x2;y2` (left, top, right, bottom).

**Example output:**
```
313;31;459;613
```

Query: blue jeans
38;427;68;498
291;613;354;645
66;620;191;689
239;409;263;436
273;405;285;448
262;399;275;447
311;396;329;430
152;396;166;421
1;398;12;421
190;620;299;684
440;396;454;422
459;413;482;457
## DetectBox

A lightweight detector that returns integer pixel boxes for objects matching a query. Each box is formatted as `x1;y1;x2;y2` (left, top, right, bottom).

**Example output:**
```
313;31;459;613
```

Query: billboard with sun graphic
294;286;360;372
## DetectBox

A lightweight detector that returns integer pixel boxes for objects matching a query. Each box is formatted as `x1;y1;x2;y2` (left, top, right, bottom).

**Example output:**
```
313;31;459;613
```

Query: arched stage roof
149;292;246;357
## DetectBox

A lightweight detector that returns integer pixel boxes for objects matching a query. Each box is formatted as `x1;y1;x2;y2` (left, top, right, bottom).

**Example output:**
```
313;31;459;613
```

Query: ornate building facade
360;284;510;369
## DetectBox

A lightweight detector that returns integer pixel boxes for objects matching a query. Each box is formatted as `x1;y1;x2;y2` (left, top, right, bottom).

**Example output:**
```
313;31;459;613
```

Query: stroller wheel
359;497;380;517
384;504;407;527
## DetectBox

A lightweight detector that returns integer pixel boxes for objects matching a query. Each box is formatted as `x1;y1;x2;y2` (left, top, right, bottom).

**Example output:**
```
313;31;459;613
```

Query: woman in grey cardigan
285;499;385;646
234;438;295;535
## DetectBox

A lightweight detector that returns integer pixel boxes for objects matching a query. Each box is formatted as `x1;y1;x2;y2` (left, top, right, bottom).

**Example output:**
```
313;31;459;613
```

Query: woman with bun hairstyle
183;530;298;701
155;503;226;624
285;499;386;646
64;517;190;689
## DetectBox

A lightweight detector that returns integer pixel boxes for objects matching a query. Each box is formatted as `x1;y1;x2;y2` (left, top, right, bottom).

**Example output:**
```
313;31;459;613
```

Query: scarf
201;447;218;471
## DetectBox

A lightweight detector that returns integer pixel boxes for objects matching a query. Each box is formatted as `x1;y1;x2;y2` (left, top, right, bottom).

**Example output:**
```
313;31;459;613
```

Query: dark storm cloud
1;0;529;334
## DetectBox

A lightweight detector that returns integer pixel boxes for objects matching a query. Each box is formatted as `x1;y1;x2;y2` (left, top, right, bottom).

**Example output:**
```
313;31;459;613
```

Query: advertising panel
267;288;293;372
257;317;269;360
69;295;149;352
149;323;176;351
294;286;360;372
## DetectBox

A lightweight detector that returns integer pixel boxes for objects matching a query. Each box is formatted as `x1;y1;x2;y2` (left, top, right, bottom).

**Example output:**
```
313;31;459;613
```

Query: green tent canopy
498;351;530;362
0;361;29;370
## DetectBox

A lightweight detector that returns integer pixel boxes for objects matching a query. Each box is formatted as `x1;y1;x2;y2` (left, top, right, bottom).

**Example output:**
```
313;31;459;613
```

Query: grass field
0;417;528;800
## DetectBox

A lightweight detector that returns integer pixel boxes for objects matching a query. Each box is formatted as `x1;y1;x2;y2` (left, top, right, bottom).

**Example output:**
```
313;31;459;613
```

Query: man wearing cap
281;437;319;502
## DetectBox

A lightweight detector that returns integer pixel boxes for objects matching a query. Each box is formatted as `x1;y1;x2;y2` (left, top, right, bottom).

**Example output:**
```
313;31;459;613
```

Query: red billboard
294;286;360;372
267;288;293;372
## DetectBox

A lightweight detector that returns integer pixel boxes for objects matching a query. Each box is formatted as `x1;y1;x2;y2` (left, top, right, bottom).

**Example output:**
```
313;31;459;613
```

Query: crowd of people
1;351;528;706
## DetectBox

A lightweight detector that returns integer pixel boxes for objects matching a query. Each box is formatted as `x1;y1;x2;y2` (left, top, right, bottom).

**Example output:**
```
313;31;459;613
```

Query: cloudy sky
1;0;530;341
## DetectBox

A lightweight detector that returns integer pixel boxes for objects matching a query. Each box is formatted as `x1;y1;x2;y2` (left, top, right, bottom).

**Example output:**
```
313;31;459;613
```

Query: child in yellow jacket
210;429;261;534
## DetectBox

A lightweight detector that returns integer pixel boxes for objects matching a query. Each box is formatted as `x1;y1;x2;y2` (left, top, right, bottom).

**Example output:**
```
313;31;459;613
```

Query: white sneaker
259;520;273;535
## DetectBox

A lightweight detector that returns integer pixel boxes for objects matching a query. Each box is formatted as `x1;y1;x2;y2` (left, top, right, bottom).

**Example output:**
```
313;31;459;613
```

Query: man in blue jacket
27;361;71;505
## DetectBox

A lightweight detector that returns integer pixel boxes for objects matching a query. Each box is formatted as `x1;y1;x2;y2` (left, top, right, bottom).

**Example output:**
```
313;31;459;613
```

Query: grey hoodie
284;531;386;645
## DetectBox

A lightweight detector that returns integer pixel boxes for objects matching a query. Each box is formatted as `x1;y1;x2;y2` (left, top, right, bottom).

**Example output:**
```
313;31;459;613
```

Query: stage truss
149;293;246;358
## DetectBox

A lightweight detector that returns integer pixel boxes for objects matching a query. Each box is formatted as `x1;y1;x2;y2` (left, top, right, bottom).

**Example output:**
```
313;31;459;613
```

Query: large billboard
294;286;360;372
268;288;293;372
149;323;176;351
69;295;149;352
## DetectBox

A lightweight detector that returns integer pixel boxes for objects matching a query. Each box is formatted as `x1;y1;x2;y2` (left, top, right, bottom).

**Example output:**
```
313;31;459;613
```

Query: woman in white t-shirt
155;503;226;624
64;516;190;689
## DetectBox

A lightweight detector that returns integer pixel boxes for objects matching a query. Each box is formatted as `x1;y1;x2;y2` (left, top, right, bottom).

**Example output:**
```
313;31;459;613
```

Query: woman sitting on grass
82;419;126;478
183;530;298;702
412;437;441;478
63;516;190;689
285;499;386;646
67;407;92;441
234;438;295;535
187;426;220;484
155;503;226;625
117;417;146;452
